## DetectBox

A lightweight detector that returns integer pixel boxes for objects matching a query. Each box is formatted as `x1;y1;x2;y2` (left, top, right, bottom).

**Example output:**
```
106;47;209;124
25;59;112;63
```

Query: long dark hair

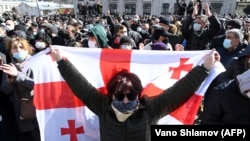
106;70;143;99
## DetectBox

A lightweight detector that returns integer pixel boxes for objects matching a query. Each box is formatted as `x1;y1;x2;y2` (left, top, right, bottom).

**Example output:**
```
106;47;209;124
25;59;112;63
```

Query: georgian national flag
23;46;225;141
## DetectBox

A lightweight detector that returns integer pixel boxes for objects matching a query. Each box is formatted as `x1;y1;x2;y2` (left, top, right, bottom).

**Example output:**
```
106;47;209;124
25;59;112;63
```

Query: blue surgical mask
223;39;232;49
13;52;28;62
112;99;139;113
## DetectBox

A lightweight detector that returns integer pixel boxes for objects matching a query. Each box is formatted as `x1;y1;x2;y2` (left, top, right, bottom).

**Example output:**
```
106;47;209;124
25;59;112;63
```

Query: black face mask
162;38;169;44
112;99;139;113
64;33;70;39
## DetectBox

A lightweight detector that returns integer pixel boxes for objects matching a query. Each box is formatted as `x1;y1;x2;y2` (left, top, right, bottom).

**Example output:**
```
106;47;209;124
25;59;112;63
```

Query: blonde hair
7;37;33;56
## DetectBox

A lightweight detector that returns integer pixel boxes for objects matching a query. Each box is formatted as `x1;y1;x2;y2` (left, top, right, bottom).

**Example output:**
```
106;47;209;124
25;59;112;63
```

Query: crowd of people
0;0;250;140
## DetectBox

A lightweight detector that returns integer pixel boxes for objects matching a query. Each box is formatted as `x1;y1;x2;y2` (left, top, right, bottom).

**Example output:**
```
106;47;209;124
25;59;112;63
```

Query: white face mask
88;40;97;48
121;45;132;50
35;42;46;49
120;33;128;37
193;23;202;31
246;91;250;98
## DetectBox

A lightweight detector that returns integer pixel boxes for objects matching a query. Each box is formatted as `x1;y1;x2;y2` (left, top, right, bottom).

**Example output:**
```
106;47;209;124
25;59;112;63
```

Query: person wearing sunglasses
50;46;220;141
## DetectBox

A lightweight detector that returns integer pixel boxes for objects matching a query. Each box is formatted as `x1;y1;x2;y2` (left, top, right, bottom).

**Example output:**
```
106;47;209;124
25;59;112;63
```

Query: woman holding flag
50;46;220;141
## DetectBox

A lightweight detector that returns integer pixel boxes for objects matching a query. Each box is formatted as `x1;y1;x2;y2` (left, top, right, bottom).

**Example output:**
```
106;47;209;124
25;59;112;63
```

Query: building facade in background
0;0;249;16
75;0;249;16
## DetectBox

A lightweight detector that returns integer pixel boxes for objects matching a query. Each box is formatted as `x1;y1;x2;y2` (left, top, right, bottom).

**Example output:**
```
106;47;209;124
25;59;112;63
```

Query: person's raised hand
203;49;220;70
50;46;63;62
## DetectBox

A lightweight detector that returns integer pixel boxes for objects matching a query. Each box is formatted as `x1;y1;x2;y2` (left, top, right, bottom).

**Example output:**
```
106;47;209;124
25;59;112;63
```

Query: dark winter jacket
201;80;250;125
57;59;209;141
181;15;221;50
0;55;39;132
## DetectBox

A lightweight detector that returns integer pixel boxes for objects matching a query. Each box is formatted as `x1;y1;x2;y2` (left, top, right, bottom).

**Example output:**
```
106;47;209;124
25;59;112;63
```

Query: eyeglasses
114;92;138;101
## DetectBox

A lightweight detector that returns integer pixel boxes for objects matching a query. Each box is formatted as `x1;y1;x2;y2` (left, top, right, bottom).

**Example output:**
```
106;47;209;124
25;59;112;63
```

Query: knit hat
119;36;133;46
152;27;172;40
237;69;250;94
13;30;27;39
41;23;58;34
159;16;170;25
226;19;242;29
150;42;167;50
35;32;52;45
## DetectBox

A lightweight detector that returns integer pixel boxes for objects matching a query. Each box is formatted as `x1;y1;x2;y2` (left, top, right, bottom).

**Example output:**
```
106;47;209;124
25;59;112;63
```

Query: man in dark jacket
50;45;220;141
181;2;221;50
216;28;247;67
210;18;245;50
0;52;16;141
201;69;250;125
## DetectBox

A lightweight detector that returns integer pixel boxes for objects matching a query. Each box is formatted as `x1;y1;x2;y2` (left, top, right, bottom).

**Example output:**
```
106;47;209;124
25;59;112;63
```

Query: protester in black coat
201;69;250;125
0;52;16;141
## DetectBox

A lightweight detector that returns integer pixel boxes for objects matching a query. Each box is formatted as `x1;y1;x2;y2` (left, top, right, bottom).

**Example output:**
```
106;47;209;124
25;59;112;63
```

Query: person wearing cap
181;2;221;50
159;16;171;31
210;18;247;50
40;23;65;46
144;27;173;51
158;16;182;50
200;68;250;125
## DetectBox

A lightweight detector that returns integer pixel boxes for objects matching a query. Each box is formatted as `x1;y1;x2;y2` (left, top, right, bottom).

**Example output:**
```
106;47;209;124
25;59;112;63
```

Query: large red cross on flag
23;46;225;141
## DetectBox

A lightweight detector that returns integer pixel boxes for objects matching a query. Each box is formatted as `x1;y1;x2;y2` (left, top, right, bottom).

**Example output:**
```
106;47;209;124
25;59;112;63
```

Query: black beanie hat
226;19;242;29
119;36;133;46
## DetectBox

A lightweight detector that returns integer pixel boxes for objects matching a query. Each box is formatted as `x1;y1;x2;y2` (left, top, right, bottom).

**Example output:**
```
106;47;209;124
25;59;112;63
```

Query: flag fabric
23;46;225;141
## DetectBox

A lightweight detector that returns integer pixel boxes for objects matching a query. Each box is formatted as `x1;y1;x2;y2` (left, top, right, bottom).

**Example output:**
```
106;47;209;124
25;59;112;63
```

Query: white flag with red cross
23;46;225;141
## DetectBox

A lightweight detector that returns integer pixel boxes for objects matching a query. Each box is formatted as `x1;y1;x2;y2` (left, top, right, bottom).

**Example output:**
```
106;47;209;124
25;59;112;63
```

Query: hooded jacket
89;24;109;48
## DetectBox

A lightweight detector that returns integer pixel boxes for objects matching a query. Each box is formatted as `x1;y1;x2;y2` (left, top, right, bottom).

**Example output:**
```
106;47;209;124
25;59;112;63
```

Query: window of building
0;5;3;12
143;3;151;15
125;4;136;14
109;4;117;14
162;3;169;15
210;3;223;15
